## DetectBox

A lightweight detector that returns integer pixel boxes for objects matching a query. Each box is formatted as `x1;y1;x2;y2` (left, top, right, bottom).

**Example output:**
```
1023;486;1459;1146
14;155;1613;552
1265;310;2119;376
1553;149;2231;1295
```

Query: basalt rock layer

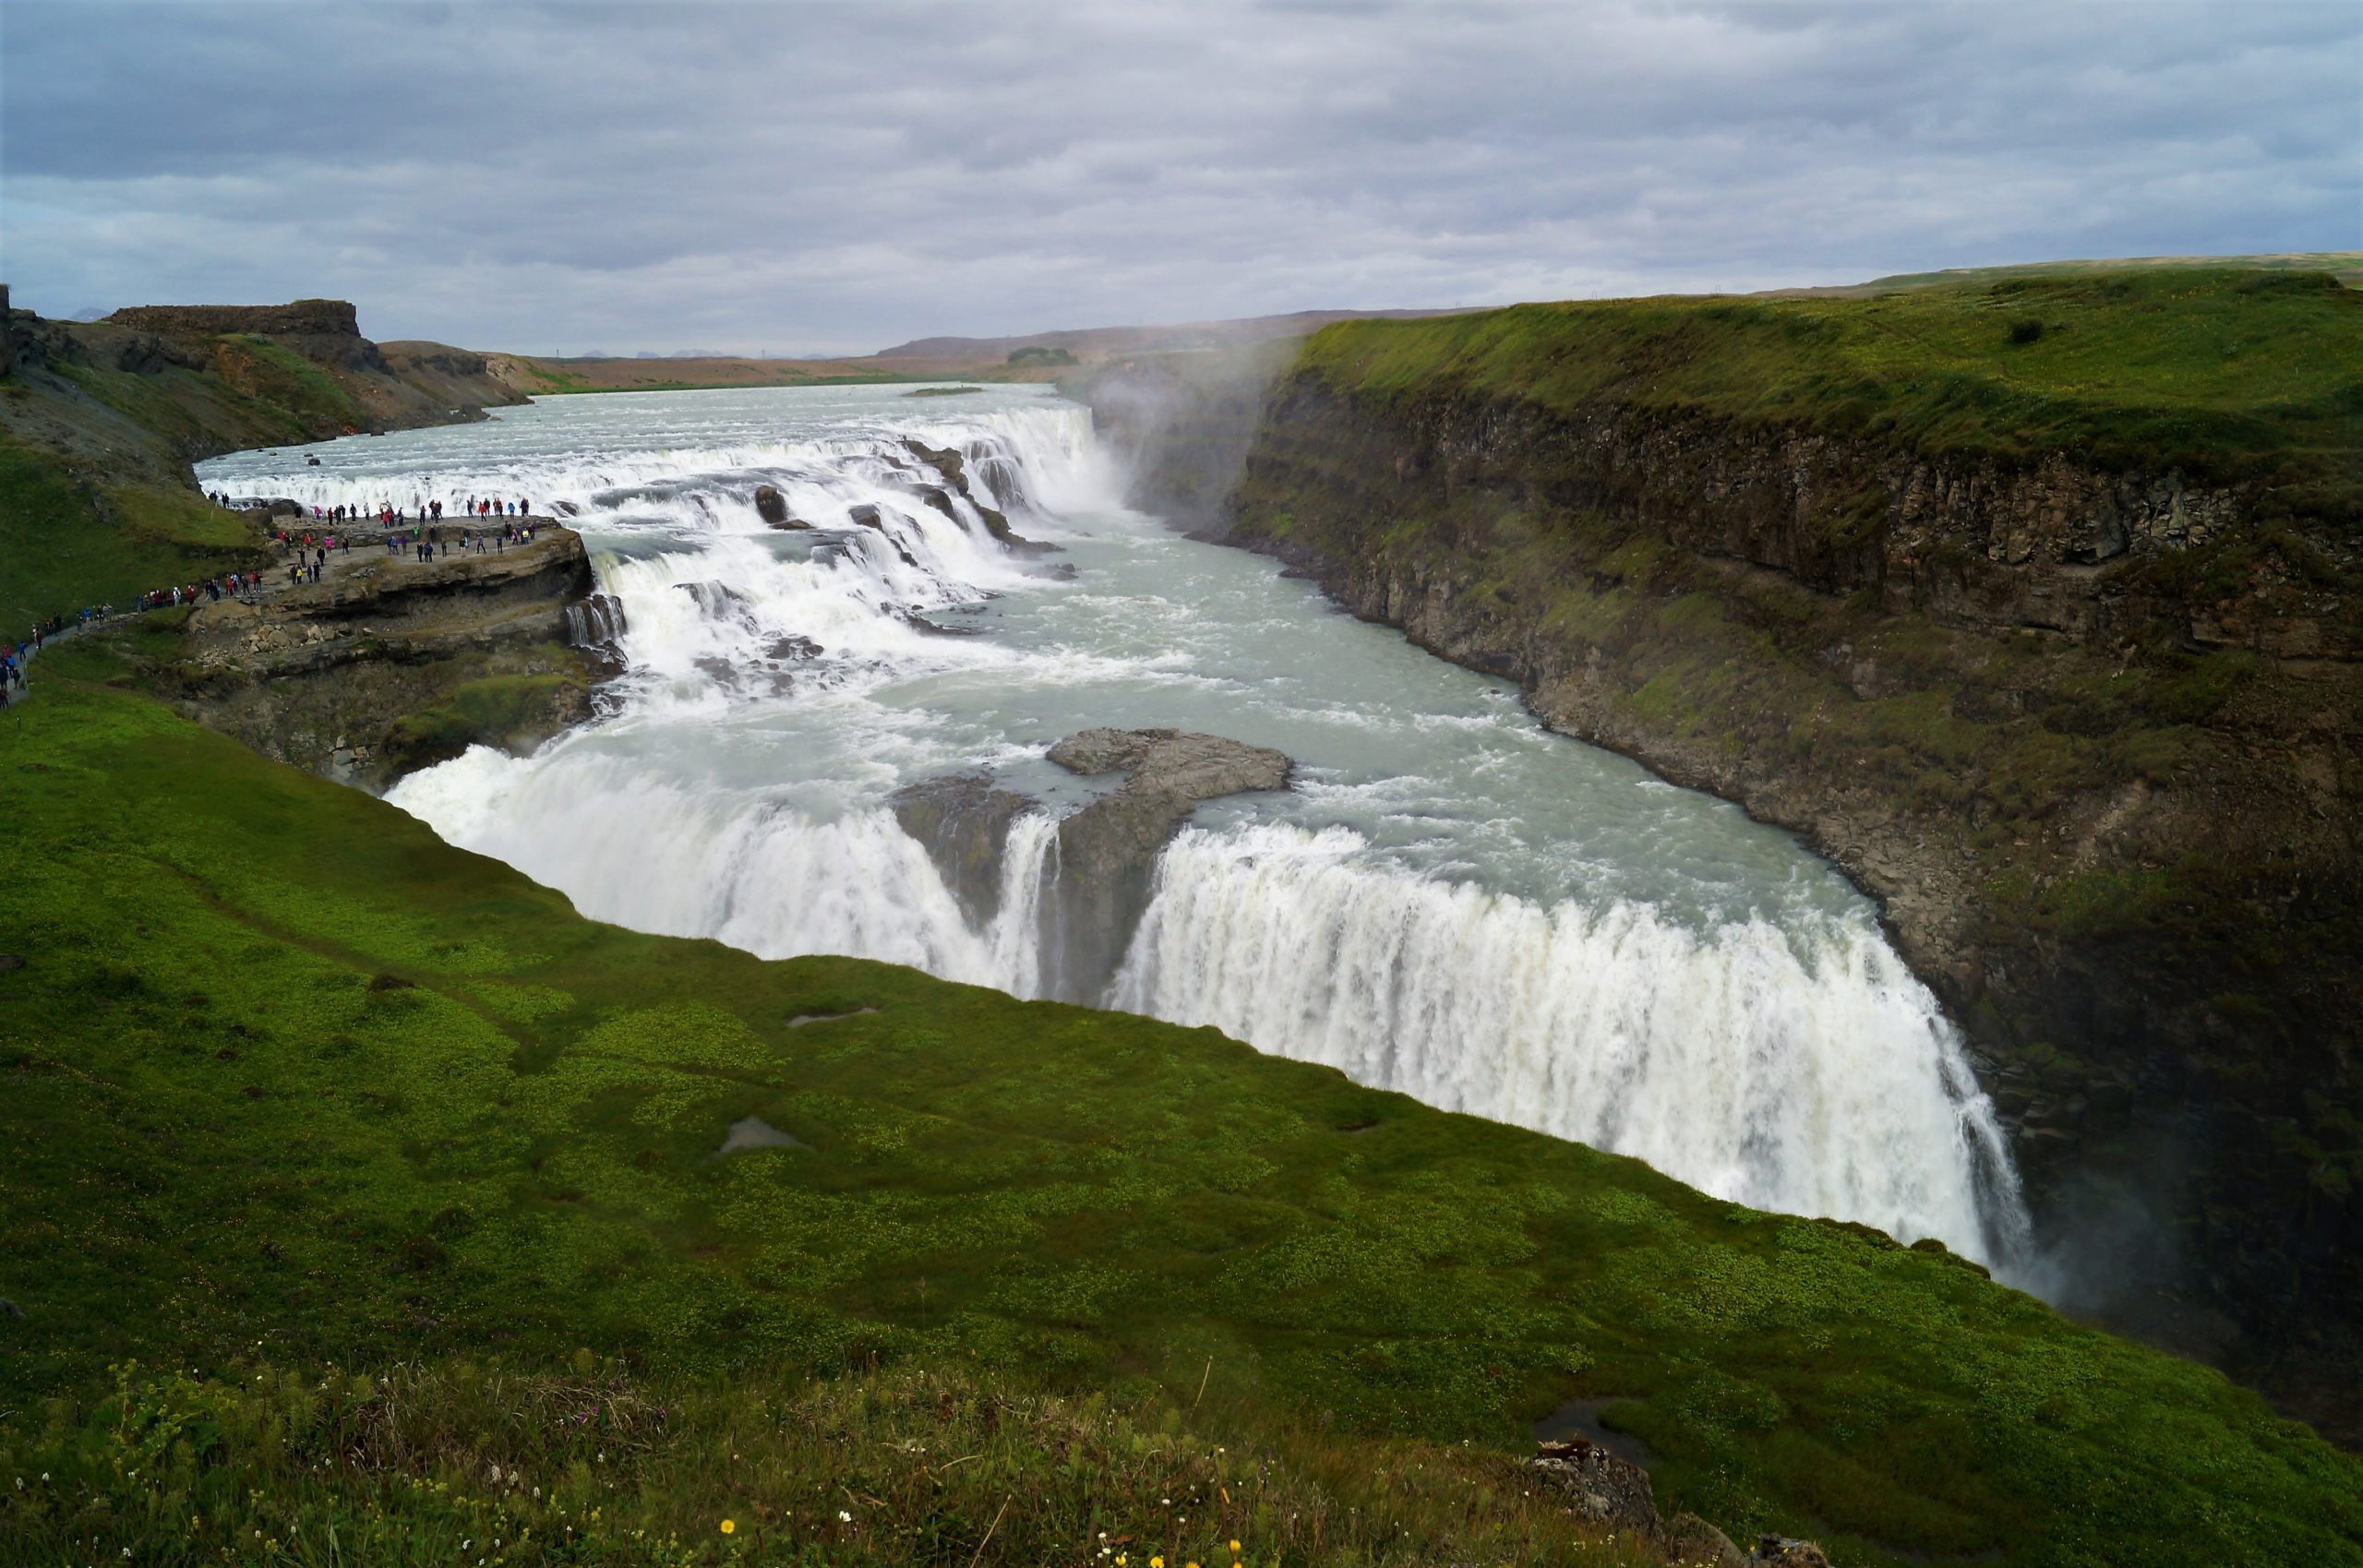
168;527;605;790
891;729;1294;999
1089;274;2363;1436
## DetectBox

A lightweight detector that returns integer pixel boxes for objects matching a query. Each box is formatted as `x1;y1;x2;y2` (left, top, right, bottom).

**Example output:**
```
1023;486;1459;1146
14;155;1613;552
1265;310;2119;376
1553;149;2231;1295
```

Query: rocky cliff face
96;299;525;437
1086;359;2363;1437
168;529;606;791
894;729;1294;999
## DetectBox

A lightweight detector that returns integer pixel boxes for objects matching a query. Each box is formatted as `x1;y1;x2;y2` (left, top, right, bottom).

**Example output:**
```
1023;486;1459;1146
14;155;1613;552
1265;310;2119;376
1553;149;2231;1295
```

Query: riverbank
1079;264;2363;1435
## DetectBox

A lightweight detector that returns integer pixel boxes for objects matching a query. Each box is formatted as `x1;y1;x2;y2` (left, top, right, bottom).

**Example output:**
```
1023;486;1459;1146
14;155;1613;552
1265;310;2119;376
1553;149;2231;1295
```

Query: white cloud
4;0;2355;353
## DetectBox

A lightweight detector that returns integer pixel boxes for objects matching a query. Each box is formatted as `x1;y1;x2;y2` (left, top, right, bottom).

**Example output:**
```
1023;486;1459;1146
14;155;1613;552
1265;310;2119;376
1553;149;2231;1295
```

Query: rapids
198;382;2032;1268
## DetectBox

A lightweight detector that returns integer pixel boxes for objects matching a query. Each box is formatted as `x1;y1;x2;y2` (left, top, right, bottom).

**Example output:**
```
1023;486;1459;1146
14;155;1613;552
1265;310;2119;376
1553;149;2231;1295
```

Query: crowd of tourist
207;492;536;525
8;495;552;707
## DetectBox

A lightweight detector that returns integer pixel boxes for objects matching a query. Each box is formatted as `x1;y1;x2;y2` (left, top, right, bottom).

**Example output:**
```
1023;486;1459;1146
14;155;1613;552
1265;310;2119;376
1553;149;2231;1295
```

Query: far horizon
6;2;2355;355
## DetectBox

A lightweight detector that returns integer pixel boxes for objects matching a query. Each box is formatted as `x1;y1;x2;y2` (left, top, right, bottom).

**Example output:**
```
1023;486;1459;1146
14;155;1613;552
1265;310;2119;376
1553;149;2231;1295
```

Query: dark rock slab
1045;727;1290;999
891;772;1035;928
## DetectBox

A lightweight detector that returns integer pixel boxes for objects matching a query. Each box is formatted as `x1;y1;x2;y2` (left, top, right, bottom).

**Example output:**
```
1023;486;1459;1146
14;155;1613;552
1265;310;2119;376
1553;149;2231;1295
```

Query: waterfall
199;386;2032;1273
1113;822;2027;1260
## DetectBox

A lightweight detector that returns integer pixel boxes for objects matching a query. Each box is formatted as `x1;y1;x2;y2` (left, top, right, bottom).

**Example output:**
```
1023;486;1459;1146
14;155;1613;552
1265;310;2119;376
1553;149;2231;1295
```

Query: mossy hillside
1292;269;2362;512
2;678;2358;1564
0;432;270;629
206;333;372;433
5;1359;1657;1567
385;669;594;771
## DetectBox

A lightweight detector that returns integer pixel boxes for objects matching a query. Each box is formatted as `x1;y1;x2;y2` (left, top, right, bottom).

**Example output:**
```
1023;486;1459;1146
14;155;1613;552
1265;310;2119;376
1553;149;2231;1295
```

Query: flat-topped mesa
109;299;363;341
109;299;386;375
1046;727;1292;998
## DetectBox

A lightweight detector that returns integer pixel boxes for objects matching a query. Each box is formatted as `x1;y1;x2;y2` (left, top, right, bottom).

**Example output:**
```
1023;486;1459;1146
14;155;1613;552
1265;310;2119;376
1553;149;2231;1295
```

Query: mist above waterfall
200;382;2033;1271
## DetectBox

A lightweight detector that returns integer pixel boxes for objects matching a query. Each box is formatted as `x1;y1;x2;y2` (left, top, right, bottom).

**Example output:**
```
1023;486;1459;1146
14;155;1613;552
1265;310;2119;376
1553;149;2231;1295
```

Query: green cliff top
1295;269;2363;516
1;670;2356;1564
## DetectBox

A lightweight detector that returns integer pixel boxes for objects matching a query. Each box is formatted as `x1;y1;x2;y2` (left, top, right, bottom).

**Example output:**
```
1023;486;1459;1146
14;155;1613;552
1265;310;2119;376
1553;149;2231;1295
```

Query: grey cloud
4;1;2355;354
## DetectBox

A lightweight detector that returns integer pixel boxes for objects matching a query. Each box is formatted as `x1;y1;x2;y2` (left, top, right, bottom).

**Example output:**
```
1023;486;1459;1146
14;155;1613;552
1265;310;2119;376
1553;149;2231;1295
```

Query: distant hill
1765;250;2363;299
873;307;1466;362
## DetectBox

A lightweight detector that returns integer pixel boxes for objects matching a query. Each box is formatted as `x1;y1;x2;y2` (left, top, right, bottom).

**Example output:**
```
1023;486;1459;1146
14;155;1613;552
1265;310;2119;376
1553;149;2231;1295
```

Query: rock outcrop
171;526;604;789
899;437;1053;553
889;729;1292;999
891;772;1035;928
1045;728;1292;996
1528;1439;1754;1567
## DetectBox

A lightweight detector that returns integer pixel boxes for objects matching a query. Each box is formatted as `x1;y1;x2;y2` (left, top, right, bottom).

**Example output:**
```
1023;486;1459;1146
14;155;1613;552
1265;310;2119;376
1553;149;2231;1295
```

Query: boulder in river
847;503;885;531
1045;727;1291;998
899;437;1052;555
891;772;1035;928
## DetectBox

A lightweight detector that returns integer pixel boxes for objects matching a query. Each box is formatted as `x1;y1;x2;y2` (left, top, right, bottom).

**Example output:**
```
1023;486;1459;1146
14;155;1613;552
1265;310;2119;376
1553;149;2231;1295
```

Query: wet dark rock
1748;1537;1831;1568
1530;1436;1657;1533
901;437;1050;554
848;503;885;530
898;611;982;638
1663;1515;1746;1568
891;772;1034;927
1046;727;1291;999
753;484;790;525
900;439;969;493
767;634;823;661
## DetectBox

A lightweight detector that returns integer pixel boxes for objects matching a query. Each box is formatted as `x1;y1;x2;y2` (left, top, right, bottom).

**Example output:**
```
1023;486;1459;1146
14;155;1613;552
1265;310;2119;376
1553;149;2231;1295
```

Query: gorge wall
1081;272;2363;1436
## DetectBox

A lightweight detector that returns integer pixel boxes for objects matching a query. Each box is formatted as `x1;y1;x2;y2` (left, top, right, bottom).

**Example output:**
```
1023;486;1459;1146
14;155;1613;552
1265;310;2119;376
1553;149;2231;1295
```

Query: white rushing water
199;383;2031;1267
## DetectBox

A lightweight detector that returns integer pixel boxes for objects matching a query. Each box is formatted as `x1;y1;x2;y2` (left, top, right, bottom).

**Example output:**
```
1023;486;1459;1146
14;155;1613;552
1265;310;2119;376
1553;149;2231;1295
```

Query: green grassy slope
1295;269;2363;513
0;431;268;631
2;670;2357;1565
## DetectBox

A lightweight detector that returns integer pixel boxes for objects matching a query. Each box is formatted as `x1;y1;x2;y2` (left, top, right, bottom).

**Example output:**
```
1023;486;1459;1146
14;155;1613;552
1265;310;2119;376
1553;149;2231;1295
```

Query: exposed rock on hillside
1528;1438;1754;1567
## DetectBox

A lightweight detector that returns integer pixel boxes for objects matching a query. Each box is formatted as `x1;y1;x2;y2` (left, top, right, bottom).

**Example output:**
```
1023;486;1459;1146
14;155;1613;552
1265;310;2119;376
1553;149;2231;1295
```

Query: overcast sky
5;1;2357;355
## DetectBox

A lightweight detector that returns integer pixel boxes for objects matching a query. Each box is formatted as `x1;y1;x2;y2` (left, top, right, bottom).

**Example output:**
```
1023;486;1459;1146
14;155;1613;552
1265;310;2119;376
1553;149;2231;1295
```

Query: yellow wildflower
719;1518;736;1535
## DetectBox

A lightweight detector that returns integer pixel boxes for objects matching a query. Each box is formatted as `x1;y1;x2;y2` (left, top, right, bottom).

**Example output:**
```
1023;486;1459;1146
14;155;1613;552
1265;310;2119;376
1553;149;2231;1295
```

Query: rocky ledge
893;727;1293;998
169;526;607;790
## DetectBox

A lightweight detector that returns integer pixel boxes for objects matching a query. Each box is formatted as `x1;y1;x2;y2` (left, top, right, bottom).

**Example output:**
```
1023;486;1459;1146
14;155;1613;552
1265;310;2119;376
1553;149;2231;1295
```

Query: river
198;380;2031;1267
